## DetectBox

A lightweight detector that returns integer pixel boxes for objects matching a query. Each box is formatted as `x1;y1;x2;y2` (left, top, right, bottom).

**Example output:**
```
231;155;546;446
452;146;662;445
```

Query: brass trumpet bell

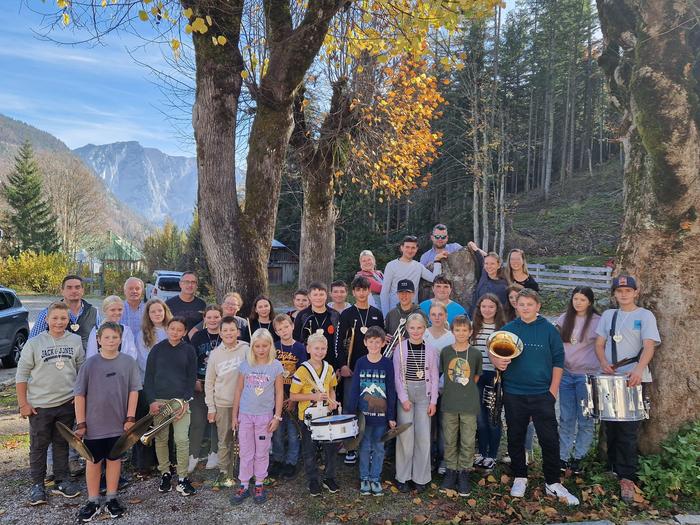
486;331;524;359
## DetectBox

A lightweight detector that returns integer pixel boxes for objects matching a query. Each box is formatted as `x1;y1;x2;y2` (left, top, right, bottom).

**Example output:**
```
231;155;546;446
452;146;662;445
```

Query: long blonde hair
141;298;173;348
506;248;530;281
247;328;277;365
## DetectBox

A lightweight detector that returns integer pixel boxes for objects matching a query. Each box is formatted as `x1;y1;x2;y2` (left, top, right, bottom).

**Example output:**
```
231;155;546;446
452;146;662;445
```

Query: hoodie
501;316;564;395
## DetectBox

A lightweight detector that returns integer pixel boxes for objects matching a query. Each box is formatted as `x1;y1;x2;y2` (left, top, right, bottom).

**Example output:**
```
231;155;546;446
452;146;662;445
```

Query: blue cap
612;275;637;290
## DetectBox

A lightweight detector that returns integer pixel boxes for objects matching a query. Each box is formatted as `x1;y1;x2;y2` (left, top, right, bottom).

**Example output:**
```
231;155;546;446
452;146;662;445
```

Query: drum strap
302;361;330;393
609;310;643;368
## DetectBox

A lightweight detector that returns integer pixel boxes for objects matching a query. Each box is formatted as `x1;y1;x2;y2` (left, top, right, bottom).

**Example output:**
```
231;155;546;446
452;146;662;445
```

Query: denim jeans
558;370;595;461
476;371;502;459
271;412;300;466
359;425;386;482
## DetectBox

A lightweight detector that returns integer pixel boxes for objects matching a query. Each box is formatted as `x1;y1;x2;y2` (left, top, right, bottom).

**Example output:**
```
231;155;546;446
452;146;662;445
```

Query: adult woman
188;292;248;341
555;287;601;474
504;284;524;322
423;303;455;353
467;242;509;313
506;249;540;291
248;295;279;342
355;250;384;309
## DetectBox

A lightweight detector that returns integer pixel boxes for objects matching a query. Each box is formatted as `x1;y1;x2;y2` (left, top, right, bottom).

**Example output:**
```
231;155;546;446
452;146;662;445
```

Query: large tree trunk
596;0;700;453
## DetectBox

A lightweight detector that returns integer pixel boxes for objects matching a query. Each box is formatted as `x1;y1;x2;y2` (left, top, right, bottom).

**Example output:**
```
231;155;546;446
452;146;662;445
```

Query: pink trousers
237;413;272;485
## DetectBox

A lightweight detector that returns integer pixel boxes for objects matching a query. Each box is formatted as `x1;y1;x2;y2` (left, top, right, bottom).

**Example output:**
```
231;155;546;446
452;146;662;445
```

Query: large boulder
419;248;479;311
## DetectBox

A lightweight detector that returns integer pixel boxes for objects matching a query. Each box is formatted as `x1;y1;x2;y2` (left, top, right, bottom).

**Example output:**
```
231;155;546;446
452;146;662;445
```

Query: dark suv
0;287;29;368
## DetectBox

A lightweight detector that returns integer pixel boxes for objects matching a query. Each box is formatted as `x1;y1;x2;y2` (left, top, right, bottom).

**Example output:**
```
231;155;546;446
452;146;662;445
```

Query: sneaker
560;459;569;473
370;481;383;496
500;453;511;464
253;485;267;504
29;483;47;506
268;461;282;478
187;455;199;473
570;459;583;475
344;451;357;465
76;500;101;522
281;463;297;479
176;477;196;496
309;479;322;497
322;478;339;493
396;481;410;493
230;485;250;505
482;457;496;470
52;480;81;498
414;483;427;493
510;477;528;498
619;478;637;503
545;482;580;505
104;498;126;518
457;470;471;497
205;452;219;470
69;458;86;476
360;480;371;496
158;472;172;493
437;460;447;475
440;469;457;492
473;454;484;467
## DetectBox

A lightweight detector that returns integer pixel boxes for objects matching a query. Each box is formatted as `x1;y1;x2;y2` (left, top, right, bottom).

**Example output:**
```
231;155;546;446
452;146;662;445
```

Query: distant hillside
0;114;69;155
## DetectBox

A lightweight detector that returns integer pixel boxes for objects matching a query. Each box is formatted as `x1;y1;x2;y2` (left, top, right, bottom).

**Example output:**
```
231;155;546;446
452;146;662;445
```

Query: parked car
145;271;183;302
0;286;29;368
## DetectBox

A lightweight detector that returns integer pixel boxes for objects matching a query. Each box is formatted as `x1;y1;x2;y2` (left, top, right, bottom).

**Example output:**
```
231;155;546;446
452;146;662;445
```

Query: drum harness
609;309;650;408
302;361;334;427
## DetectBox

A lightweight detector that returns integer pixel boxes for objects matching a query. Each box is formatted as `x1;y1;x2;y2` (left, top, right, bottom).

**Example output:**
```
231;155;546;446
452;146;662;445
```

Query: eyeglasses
181;280;197;285
433;235;448;240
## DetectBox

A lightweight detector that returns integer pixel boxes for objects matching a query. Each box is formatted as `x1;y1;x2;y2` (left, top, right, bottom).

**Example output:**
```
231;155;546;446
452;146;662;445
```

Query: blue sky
0;2;195;156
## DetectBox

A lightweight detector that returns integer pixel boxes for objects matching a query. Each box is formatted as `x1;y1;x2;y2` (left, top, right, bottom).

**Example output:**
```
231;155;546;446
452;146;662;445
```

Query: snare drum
582;374;648;421
308;414;359;443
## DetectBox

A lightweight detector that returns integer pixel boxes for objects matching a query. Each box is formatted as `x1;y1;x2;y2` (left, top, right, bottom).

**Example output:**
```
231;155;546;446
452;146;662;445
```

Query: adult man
419;224;463;269
491;289;579;505
595;275;660;502
165;272;206;334
419;276;468;325
293;282;341;369
383;280;427;346
120;277;145;343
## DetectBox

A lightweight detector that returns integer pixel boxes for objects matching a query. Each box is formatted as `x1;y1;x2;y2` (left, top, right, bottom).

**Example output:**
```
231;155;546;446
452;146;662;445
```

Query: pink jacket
393;339;439;405
355;269;383;295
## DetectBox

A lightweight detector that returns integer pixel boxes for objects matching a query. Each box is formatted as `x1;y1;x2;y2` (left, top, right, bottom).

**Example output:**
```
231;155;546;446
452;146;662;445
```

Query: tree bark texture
440;248;479;313
596;0;700;452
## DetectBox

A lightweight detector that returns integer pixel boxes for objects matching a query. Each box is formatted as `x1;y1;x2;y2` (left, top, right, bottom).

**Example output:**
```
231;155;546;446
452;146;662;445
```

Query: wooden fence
528;263;613;291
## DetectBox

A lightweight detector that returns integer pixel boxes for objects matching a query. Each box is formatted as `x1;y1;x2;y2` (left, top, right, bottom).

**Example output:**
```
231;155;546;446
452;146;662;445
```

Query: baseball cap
612;275;637;291
397;279;415;293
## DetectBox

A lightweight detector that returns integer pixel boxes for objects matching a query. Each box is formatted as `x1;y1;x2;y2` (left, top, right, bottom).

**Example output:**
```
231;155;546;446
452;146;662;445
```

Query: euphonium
140;398;189;446
486;331;524;359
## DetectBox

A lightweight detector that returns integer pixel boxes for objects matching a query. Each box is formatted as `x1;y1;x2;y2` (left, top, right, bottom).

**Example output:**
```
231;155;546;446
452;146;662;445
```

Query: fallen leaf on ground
412;497;422;504
467;498;477;507
486;474;497;483
413;515;428;524
126;498;142;504
500;474;510;484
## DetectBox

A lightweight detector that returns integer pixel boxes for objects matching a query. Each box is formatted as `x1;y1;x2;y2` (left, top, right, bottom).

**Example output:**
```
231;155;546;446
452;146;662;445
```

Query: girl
230;329;284;505
556;287;601;474
355;250;384;309
189;305;223;471
85;296;138;361
467;242;509;314
470;294;506;470
248;296;279;343
189;292;248;341
506;249;540;291
393;313;439;493
424;303;455;353
504;284;524;322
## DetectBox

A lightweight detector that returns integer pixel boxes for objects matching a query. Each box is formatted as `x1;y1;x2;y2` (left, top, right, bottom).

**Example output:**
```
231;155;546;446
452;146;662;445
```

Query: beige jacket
204;341;248;412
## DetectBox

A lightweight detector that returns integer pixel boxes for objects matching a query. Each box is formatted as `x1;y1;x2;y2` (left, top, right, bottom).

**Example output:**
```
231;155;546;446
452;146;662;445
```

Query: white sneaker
205;452;218;470
510;477;528;497
187;455;199;473
482;457;496;470
437;461;447;475
545;483;580;505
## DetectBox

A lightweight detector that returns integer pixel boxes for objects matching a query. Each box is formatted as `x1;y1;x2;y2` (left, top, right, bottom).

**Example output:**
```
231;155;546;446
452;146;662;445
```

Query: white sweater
380;259;441;315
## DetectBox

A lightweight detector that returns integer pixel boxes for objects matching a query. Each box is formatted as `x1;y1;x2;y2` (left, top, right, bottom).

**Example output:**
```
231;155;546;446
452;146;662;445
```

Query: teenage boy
271;314;307;479
165;272;207;333
335;276;385;464
328;281;351;313
16;302;84;505
205;317;248;489
289;333;340;496
491;289;579;505
293;282;341;369
419;276;468;325
380;235;443;316
347;326;396;496
439;316;481;497
74;322;141;522
595;275;660;503
287;289;310;321
143;317;197;496
384;280;427;345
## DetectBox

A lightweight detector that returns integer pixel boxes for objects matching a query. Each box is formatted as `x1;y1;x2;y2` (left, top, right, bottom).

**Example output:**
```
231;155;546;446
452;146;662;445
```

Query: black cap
397;279;415;293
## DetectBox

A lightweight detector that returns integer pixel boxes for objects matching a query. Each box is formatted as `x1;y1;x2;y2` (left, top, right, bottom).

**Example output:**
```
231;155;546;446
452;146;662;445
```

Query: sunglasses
433;235;448;240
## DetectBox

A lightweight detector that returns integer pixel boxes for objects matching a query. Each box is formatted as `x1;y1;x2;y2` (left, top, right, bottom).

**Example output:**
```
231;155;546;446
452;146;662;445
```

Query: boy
347;326;396;496
419;276;468;325
205;317;248;489
328;281;351;313
16;301;84;505
143;317;197;496
293;282;341;369
289;333;340;496
271;314;307;479
491;289;579;505
74;322;141;522
335;276;385;464
595;275;660;502
287;289;309;321
380;235;442;316
438;316;481;496
384;280;427;345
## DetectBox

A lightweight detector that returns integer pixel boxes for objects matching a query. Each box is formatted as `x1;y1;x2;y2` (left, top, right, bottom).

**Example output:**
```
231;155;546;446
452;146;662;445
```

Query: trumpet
383;317;407;358
140;398;191;446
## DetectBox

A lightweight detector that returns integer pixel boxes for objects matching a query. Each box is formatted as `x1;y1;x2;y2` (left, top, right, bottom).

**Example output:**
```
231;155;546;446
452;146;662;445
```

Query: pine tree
1;141;60;254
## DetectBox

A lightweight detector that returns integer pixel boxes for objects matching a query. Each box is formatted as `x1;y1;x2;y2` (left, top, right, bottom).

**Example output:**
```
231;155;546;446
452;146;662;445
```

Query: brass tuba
486;331;524;359
140;398;190;446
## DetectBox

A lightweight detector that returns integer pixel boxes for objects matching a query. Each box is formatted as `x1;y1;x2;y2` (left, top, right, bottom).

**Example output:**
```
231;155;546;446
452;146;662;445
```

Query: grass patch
0;389;17;408
0;432;29;449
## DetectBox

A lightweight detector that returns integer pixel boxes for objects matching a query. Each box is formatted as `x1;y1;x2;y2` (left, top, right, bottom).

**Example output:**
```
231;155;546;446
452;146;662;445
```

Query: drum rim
310;415;357;426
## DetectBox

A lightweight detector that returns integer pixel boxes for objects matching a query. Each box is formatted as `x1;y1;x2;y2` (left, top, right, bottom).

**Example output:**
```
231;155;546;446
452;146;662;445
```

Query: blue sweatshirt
347;356;396;426
501;316;564;395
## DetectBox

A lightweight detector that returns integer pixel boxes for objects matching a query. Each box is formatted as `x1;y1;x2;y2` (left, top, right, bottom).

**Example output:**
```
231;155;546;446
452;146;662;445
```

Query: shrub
102;267;150;297
0;251;71;294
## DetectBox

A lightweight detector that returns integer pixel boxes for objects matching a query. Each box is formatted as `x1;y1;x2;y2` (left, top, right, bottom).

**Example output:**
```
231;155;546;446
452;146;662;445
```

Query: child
293;282;341;369
143;317;197;496
328;280;351;312
287;289;309;321
205;317;248;489
393;313;438;493
16;302;84;505
74;322;141;522
347;326;396;496
289;333;340;496
383;279;427;345
230;329;284;505
270;314;306;479
248;295;280;342
419;276;468;325
439;316;482;496
85;295;138;361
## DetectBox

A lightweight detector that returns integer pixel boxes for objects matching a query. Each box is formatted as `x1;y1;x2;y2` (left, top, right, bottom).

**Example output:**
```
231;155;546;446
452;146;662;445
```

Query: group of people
15;223;661;522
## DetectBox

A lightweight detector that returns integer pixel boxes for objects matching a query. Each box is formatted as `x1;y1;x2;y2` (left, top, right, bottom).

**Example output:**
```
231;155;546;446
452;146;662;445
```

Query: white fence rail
529;263;613;291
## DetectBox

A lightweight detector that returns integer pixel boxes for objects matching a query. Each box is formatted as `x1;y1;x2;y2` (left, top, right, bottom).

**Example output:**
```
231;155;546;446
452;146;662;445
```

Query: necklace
355;305;370;334
408;341;425;380
613;309;633;343
309;312;330;335
49;333;66;370
207;331;221;351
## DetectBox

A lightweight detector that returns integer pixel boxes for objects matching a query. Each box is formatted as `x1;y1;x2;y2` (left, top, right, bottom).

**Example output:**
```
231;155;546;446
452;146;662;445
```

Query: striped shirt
405;342;426;381
473;323;496;372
